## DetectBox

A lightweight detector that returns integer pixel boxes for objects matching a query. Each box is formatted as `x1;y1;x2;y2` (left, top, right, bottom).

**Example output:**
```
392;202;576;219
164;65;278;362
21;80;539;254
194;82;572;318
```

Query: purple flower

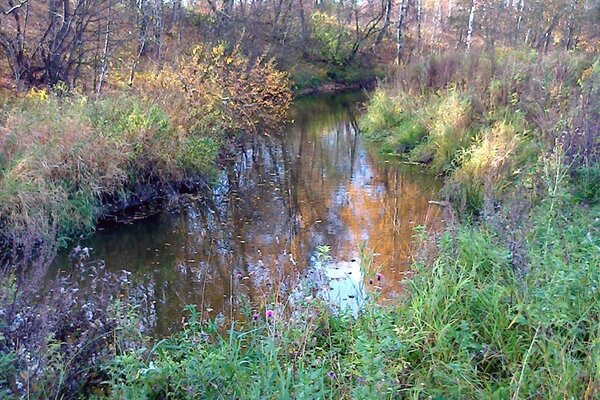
327;370;336;379
266;309;274;318
376;273;383;282
252;312;259;321
368;278;374;285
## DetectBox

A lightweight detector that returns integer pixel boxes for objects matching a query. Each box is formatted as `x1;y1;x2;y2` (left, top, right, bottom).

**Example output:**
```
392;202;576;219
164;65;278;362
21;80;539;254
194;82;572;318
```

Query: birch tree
396;0;409;64
465;0;476;51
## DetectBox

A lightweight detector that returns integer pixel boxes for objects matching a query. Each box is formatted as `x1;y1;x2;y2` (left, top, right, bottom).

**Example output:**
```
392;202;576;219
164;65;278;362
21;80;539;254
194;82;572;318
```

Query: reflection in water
52;92;442;335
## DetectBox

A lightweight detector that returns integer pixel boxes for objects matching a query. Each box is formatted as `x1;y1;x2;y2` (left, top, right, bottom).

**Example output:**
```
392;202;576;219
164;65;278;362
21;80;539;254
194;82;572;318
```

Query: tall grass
0;92;218;247
360;51;599;215
99;160;599;398
0;45;292;247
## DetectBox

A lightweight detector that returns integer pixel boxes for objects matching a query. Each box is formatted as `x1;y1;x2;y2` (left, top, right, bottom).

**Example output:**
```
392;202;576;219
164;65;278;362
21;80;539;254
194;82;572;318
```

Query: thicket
360;50;600;215
0;45;291;247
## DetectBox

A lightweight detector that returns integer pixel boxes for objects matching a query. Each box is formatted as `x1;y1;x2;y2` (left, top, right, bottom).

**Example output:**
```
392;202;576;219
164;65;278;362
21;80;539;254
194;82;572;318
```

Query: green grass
360;51;599;216
0;92;222;246
100;174;600;399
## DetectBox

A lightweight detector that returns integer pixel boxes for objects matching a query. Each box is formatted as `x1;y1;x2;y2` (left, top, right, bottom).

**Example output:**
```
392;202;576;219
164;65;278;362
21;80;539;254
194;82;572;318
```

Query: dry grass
361;50;599;215
0;46;292;247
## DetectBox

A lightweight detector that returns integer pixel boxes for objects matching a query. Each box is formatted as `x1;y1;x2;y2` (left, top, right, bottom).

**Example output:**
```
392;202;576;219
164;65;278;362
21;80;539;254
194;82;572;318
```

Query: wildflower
252;312;259;321
266;309;274;318
376;273;383;282
328;370;336;379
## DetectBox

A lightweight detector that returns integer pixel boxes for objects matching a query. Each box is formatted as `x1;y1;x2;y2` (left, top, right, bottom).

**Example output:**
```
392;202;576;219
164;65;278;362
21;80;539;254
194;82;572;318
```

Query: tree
0;0;122;89
396;0;408;64
465;0;476;51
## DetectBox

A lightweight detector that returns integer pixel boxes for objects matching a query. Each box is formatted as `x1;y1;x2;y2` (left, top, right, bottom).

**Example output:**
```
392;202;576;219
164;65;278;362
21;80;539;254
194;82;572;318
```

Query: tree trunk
541;14;560;54
97;5;112;94
565;0;580;50
416;0;422;51
395;0;408;65
466;0;476;52
299;0;308;42
515;0;525;45
375;0;393;45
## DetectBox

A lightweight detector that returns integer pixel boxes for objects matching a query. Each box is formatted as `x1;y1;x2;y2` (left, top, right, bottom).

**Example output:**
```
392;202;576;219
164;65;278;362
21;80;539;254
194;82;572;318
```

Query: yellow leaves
211;44;225;59
128;42;291;137
25;88;49;101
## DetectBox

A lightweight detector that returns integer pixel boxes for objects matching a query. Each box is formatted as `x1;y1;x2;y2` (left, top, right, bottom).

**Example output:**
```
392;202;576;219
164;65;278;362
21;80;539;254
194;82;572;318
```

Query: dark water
53;92;442;335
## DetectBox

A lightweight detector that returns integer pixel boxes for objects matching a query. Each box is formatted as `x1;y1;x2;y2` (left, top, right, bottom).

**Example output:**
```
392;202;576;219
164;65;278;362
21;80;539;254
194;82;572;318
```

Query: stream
52;92;442;335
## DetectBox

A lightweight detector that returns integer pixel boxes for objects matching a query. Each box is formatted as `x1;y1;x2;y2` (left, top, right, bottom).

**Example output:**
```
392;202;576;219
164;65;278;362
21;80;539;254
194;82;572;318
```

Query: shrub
0;44;292;247
135;43;292;136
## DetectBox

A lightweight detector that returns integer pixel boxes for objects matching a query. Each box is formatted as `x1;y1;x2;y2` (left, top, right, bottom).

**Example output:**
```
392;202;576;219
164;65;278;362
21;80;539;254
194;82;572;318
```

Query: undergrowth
98;154;600;398
360;51;599;216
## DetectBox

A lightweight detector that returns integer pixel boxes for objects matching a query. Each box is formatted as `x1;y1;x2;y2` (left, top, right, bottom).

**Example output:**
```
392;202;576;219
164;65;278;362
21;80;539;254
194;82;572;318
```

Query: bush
0;44;292;247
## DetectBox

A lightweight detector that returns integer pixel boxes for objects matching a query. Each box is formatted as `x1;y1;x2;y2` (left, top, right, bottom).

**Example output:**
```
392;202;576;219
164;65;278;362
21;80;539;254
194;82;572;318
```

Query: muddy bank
295;78;377;97
98;176;212;225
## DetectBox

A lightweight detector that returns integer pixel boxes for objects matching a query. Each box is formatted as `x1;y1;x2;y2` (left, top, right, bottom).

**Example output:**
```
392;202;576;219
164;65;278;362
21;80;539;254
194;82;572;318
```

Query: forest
0;0;599;398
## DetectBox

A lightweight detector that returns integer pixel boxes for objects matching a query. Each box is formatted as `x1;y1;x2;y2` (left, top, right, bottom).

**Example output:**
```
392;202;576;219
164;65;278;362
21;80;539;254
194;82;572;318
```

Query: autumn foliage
135;44;291;135
0;44;291;246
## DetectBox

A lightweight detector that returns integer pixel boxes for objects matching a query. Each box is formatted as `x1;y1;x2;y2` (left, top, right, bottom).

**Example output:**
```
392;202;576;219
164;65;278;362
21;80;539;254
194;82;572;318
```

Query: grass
0;92;218;247
0;45;292;248
99;168;599;398
92;50;599;400
360;51;599;216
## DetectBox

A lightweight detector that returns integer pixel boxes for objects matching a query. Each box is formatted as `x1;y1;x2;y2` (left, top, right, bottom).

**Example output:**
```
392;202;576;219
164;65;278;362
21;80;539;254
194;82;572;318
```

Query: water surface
54;92;442;335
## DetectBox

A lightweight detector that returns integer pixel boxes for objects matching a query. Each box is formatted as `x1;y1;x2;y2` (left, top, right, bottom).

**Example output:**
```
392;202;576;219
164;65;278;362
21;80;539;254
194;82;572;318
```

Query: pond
53;91;442;335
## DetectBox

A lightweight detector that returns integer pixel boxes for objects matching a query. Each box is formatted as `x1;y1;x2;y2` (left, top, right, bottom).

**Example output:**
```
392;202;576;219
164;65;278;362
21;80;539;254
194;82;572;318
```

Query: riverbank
294;77;377;97
96;51;599;398
360;51;599;215
100;169;599;399
0;46;291;249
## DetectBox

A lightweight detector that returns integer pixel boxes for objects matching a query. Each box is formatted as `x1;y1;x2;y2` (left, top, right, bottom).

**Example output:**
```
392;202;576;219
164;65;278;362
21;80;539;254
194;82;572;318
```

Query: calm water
53;92;442;335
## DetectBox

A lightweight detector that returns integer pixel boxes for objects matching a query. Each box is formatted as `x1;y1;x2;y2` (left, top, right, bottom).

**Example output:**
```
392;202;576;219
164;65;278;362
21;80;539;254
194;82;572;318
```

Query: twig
3;0;28;15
